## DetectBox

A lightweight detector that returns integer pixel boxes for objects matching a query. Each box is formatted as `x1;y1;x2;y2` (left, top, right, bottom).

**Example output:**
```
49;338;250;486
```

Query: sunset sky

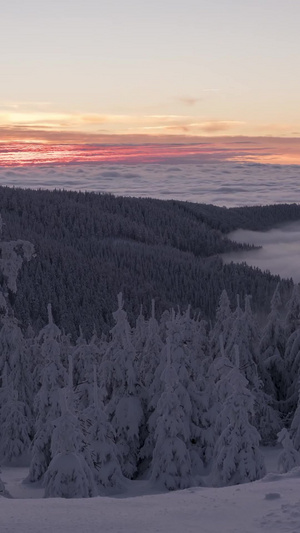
1;0;300;166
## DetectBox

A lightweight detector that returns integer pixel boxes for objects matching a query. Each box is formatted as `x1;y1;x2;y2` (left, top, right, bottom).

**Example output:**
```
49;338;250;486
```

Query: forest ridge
0;186;298;337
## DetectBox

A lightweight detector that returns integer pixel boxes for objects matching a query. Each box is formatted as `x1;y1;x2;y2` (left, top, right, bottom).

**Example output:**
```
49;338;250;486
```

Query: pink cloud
0;135;299;166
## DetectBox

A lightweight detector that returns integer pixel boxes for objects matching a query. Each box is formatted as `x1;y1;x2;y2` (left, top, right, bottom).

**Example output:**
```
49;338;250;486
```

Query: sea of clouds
1;162;300;282
1;162;300;207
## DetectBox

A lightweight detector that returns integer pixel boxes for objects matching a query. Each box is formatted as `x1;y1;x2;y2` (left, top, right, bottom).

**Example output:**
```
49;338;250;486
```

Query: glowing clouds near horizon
1;137;300;166
0;142;259;166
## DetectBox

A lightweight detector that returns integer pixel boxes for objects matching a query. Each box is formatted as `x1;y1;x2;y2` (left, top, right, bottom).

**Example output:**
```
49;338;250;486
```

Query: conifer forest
1;186;300;498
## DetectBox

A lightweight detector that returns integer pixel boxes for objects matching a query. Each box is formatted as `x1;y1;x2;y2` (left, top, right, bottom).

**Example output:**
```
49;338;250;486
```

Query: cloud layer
223;222;300;282
0;162;300;208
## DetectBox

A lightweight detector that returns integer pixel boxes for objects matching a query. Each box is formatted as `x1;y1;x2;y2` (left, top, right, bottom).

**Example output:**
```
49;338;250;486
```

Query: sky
1;0;300;166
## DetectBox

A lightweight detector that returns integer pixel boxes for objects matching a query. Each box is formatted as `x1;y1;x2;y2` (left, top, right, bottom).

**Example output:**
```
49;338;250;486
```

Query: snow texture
2;452;300;533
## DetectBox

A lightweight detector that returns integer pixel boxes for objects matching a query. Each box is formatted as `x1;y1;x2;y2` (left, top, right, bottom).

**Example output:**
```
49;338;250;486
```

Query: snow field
2;464;300;533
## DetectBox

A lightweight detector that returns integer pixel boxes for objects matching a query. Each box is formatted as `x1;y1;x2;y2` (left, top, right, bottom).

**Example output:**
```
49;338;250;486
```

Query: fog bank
223;222;300;282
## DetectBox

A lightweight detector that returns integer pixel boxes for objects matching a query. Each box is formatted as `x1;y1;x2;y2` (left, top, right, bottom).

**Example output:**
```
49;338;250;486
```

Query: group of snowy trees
1;247;300;495
1;203;300;498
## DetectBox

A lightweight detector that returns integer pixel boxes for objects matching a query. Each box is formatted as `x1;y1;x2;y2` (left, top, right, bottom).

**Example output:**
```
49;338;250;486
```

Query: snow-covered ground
2;447;300;533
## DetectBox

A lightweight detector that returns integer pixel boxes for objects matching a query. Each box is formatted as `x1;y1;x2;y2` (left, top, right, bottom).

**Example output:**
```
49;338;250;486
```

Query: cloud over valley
223;222;300;283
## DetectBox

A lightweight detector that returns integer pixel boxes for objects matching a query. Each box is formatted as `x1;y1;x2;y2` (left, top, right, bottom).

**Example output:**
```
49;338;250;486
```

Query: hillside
0;186;295;337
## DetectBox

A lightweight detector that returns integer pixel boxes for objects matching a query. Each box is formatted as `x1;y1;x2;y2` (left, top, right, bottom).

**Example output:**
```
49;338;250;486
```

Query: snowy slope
1;453;300;533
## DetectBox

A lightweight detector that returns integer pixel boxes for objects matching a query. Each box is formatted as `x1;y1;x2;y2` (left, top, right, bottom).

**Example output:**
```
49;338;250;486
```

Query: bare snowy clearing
2;448;299;533
2;463;300;533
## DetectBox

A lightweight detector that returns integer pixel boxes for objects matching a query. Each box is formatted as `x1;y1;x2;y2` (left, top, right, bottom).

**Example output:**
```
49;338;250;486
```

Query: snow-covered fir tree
150;339;192;490
0;314;34;439
72;333;102;411
0;364;31;465
44;390;96;498
166;311;205;474
210;335;236;439
212;346;266;486
27;305;67;483
0;218;34;315
284;326;300;416
132;305;148;360
139;300;163;389
277;428;300;473
227;296;281;443
209;289;233;360
259;283;287;401
82;367;124;493
284;284;300;339
99;294;144;479
0;468;10;498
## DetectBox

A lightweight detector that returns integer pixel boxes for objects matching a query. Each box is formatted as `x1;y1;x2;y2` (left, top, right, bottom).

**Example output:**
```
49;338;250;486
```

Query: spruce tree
0;367;31;465
212;346;266;486
209;289;233;359
44;390;96;498
99;294;144;478
277;428;300;473
150;339;192;490
260;283;287;401
27;304;67;483
83;368;124;493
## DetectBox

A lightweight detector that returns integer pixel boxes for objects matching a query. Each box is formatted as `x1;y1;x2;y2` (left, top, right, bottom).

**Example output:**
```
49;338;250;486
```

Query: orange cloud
1;107;300;142
141;120;244;135
196;121;245;133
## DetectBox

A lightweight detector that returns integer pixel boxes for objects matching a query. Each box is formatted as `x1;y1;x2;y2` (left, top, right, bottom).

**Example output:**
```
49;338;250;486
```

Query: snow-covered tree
27;305;67;483
0;366;31;465
167;312;206;474
212;347;266;486
227;296;281;443
139;300;163;389
73;335;102;411
83;368;124;493
0;316;34;432
260;283;287;401
132;304;148;361
226;296;260;387
284;284;300;339
289;382;300;451
209;289;233;359
0;219;34;317
44;390;96;498
277;428;300;473
211;335;236;438
0;469;10;498
284;327;300;415
150;339;192;490
100;294;144;478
